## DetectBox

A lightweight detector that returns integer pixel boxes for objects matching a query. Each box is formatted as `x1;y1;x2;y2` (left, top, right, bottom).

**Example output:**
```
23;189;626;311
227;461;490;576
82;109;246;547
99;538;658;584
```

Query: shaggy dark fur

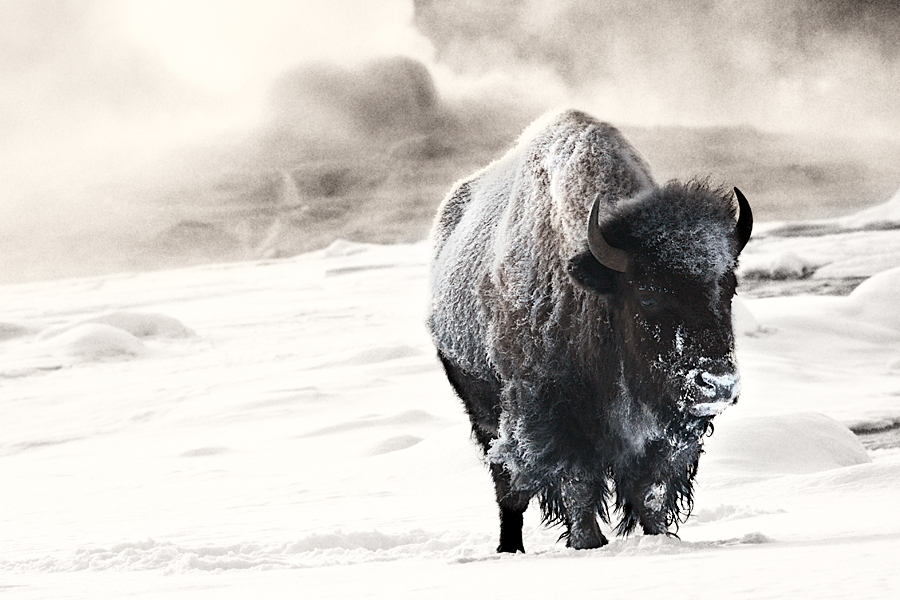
428;109;752;552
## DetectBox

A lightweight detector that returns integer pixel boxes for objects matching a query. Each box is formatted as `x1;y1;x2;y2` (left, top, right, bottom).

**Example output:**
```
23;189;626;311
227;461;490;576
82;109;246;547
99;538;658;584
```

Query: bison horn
587;195;628;273
733;187;753;254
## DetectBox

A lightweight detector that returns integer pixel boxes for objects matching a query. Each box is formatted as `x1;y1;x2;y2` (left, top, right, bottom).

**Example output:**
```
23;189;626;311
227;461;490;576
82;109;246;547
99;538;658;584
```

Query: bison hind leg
435;351;501;450
491;463;531;553
436;352;530;552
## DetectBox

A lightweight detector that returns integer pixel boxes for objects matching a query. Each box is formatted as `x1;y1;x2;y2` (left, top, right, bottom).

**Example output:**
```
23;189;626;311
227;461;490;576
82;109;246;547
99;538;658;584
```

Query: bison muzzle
428;109;752;552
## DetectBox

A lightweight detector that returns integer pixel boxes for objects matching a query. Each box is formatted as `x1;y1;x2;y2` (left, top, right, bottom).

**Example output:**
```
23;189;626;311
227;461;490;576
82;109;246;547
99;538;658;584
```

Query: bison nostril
694;371;711;390
687;370;740;417
693;371;739;401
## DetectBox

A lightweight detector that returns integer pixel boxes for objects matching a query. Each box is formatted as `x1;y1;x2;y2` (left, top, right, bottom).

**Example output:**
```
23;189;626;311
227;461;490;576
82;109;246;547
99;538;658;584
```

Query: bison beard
428;109;751;552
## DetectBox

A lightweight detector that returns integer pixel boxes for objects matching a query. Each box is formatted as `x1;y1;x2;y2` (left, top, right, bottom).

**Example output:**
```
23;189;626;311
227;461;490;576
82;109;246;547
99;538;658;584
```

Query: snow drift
2;230;900;597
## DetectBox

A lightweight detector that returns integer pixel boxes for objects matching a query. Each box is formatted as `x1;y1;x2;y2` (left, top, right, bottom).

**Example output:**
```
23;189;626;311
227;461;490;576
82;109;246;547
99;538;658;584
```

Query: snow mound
739;251;817;280
369;435;424;455
323;239;372;258
180;447;230;458
44;324;147;360
34;312;194;362
10;531;488;574
321;240;429;276
302;410;439;438
317;345;424;367
41;312;195;340
597;532;775;558
691;504;786;524
0;322;35;341
85;312;195;339
838;186;900;230
841;266;900;331
762;188;900;237
38;311;197;340
704;412;871;475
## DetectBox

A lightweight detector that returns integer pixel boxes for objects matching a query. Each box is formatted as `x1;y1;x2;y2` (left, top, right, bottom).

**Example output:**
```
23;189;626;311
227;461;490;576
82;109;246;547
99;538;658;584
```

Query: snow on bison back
428;109;753;553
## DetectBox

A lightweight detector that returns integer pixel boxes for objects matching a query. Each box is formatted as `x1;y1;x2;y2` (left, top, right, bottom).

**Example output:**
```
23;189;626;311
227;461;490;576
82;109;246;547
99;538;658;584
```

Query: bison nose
690;371;740;416
694;370;740;401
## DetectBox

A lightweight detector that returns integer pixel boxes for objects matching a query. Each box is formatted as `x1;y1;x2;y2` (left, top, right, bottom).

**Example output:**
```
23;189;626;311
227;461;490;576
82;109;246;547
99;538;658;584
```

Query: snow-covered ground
740;187;900;286
3;194;900;598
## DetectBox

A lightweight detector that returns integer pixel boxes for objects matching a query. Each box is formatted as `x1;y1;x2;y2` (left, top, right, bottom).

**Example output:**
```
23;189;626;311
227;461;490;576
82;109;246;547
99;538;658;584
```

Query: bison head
568;182;753;419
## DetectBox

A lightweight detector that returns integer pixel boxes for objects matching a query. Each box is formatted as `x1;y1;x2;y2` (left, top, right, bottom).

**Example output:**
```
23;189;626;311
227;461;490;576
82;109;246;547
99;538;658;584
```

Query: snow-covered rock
40;312;195;341
705;412;871;475
739;251;817;280
837;186;900;230
43;323;147;360
842;265;900;332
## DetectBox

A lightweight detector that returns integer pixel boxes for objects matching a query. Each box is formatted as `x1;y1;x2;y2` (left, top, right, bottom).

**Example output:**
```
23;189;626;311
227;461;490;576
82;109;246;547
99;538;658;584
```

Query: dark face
570;182;753;417
610;262;740;417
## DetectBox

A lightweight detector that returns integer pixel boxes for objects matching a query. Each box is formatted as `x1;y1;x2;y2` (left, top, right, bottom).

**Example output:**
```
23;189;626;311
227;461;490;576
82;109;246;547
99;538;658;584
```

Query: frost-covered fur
428;109;749;552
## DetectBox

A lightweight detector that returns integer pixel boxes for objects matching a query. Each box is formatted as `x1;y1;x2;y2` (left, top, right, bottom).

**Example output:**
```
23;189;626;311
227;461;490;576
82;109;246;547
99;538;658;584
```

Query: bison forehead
605;182;738;281
634;219;735;281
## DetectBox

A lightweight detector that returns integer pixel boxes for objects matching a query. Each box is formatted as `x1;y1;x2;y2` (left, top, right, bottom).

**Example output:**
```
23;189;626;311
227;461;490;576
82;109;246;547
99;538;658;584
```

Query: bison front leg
614;469;675;536
638;482;670;535
490;463;531;553
561;478;608;549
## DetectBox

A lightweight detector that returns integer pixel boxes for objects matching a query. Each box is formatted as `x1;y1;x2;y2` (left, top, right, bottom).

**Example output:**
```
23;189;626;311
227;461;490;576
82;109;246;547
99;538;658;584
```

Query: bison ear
568;249;617;293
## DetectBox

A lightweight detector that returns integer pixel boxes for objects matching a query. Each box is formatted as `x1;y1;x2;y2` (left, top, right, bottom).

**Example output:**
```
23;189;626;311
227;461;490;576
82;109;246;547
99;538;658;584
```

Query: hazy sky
122;0;427;93
1;1;429;164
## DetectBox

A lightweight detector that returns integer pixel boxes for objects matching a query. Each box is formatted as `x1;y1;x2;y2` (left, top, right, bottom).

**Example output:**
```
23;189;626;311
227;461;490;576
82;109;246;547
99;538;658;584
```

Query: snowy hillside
3;220;900;597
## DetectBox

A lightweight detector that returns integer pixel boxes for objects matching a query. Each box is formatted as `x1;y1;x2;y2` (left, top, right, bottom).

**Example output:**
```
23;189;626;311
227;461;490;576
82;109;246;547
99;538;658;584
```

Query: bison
428;109;752;552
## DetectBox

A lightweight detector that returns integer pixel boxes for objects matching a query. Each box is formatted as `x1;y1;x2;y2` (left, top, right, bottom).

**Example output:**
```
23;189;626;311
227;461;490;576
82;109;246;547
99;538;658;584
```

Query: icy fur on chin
611;375;663;456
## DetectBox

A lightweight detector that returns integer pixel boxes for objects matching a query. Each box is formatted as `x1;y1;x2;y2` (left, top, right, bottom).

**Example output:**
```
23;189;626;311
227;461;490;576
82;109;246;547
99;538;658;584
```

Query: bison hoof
565;530;609;550
565;511;608;549
497;541;525;553
566;535;608;550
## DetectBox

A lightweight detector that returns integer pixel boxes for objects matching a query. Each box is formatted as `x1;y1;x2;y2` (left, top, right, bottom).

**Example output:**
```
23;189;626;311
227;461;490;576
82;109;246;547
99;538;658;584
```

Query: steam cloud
414;0;900;137
1;0;899;283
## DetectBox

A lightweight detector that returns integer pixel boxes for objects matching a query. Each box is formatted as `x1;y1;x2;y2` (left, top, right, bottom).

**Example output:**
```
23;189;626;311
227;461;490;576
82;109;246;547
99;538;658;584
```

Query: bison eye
637;293;658;308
